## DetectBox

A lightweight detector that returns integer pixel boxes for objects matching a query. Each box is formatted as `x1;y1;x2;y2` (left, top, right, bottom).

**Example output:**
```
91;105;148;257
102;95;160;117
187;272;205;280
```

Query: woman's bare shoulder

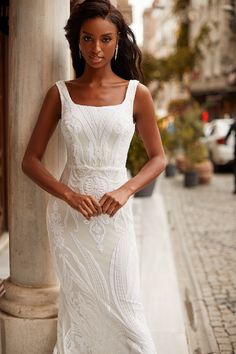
133;83;155;119
136;82;151;98
41;84;61;117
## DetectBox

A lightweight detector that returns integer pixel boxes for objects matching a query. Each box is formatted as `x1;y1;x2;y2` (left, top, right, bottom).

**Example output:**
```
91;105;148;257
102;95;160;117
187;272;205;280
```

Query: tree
141;0;210;85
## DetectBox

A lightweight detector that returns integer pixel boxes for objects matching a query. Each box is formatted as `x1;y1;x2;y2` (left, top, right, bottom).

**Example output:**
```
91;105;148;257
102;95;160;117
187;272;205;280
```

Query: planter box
193;160;213;184
134;179;156;198
176;155;188;173
165;163;177;177
184;171;199;188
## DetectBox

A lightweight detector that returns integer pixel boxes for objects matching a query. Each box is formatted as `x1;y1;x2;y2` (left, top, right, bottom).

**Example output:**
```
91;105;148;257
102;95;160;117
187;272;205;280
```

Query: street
161;172;236;354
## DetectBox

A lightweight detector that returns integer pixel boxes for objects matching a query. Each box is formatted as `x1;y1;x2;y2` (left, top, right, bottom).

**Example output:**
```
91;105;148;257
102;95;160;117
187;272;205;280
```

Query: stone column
0;1;70;353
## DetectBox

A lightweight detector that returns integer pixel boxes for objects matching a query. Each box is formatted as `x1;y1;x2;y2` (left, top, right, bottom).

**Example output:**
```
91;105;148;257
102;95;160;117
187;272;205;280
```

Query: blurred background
0;1;236;353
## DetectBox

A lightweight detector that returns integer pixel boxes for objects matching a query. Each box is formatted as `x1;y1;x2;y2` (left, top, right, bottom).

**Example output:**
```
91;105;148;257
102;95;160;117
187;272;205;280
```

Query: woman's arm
99;83;166;217
122;83;166;195
22;84;71;200
22;85;102;219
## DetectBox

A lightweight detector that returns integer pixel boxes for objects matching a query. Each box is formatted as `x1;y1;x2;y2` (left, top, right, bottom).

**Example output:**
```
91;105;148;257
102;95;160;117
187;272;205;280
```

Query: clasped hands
65;186;131;221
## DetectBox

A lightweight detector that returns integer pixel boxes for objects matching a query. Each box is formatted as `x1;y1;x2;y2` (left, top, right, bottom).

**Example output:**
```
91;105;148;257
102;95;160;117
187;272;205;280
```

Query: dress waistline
66;163;127;171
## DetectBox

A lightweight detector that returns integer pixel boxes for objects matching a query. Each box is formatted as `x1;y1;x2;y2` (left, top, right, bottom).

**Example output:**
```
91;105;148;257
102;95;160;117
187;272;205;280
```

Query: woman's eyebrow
82;31;114;36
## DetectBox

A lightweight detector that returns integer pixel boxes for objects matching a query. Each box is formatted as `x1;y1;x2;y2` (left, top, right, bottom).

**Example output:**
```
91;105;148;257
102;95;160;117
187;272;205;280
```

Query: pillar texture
0;0;70;353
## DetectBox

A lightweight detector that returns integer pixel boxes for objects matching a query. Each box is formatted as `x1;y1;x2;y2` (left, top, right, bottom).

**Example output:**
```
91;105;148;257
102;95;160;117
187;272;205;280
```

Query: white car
202;118;234;168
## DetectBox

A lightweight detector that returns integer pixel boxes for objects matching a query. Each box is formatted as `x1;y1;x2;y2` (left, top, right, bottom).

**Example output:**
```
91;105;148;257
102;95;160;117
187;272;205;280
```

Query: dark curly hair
64;0;143;81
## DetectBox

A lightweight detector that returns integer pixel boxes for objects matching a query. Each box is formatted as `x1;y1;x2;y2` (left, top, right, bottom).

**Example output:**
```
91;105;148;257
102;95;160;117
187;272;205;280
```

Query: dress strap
55;80;69;106
125;80;139;106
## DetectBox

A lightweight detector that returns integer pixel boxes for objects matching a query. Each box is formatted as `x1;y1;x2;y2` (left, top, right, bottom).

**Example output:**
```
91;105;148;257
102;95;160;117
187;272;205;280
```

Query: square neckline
62;80;132;109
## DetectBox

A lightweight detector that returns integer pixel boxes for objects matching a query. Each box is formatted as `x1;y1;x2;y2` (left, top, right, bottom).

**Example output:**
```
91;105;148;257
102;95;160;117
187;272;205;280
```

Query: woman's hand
99;186;131;217
0;279;6;297
64;190;103;220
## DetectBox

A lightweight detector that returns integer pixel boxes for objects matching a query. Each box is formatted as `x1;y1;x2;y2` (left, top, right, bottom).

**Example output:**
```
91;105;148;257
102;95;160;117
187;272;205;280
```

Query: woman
22;0;166;353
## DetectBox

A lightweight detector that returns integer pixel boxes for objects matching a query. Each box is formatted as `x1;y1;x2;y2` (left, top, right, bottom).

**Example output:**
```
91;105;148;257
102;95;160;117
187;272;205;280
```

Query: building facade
189;0;236;118
143;0;189;116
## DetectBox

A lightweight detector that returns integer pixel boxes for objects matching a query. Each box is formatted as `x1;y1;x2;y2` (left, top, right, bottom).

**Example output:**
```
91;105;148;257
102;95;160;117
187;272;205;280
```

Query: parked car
201;118;234;169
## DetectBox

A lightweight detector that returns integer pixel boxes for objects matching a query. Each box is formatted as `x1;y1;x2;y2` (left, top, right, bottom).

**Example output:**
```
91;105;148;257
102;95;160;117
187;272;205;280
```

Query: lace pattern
46;80;157;353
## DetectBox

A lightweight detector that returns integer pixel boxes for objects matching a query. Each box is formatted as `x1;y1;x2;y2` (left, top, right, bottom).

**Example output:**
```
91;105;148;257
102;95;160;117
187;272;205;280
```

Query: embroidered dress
46;80;157;354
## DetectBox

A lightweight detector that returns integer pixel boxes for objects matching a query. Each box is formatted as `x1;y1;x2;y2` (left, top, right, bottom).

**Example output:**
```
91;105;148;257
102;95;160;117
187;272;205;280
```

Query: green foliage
172;0;191;14
168;98;193;114
192;24;211;60
174;105;208;167
175;106;203;146
157;119;179;161
185;141;208;165
176;22;189;48
166;47;196;78
126;133;149;177
141;2;210;84
142;47;196;83
142;52;171;85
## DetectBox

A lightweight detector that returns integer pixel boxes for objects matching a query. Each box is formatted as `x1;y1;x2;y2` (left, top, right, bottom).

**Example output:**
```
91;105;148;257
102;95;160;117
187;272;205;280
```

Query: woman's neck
79;63;118;85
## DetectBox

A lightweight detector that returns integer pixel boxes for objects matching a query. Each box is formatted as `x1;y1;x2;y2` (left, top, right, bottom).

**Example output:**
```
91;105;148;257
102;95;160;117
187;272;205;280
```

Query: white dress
46;79;157;354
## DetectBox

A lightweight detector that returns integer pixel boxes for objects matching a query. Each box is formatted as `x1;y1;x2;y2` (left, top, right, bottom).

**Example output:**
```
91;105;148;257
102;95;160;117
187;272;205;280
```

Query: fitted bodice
56;80;139;170
55;80;139;199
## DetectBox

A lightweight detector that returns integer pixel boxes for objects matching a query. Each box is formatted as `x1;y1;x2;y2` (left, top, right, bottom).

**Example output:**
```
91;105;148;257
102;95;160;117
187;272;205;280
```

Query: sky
129;0;154;45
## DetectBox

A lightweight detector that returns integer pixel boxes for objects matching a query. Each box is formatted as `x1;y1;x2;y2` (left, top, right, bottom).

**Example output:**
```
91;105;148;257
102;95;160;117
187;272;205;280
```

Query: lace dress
46;80;157;354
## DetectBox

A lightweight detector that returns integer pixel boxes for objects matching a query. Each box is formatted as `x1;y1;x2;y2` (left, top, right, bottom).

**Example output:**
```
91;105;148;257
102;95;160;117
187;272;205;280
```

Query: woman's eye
102;37;112;43
83;36;92;42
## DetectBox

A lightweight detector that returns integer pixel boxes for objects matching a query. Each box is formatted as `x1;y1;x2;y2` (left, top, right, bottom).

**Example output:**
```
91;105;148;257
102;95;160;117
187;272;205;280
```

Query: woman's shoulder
45;82;61;97
135;82;151;100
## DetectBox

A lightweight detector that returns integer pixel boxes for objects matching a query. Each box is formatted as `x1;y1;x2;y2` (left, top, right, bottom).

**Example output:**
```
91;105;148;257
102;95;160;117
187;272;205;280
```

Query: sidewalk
0;178;189;354
133;178;189;354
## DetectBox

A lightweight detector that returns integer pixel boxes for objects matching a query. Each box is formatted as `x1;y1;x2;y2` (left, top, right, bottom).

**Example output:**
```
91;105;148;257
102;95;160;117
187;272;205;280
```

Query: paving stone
161;173;236;353
217;337;231;344
226;327;236;335
219;344;233;351
212;321;224;327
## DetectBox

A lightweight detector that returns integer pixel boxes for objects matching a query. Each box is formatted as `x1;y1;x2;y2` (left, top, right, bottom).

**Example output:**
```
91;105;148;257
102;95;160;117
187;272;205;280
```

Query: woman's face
79;17;119;68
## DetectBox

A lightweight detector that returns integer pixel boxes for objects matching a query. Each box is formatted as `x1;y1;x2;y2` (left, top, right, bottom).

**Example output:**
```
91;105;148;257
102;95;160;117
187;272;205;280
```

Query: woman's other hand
64;190;103;220
99;186;131;217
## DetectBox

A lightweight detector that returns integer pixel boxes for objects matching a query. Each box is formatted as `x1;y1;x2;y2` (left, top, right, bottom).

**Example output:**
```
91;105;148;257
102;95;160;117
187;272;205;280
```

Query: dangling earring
79;45;82;59
114;44;118;60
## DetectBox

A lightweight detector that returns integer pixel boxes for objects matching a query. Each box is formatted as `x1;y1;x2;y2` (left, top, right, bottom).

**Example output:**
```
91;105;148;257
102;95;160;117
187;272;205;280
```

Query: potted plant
157;117;179;177
126;131;156;197
174;105;213;187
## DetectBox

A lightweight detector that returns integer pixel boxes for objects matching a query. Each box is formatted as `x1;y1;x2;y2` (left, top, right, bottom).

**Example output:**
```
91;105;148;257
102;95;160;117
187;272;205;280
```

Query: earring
79;45;82;59
114;44;118;60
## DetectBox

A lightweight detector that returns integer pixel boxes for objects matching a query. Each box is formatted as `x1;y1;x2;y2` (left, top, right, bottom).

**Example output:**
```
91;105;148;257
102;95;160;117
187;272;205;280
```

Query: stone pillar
0;1;70;353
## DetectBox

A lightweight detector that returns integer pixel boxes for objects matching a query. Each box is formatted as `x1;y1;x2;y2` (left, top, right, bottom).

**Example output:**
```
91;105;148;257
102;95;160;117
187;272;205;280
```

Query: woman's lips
89;55;104;64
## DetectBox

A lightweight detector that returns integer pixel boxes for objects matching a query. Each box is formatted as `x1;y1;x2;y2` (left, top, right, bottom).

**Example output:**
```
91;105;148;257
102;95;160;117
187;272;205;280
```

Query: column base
0;278;59;318
0;310;57;354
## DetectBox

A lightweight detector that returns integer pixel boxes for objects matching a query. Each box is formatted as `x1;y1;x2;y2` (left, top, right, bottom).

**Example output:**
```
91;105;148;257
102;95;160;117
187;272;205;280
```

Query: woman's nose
92;40;102;53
